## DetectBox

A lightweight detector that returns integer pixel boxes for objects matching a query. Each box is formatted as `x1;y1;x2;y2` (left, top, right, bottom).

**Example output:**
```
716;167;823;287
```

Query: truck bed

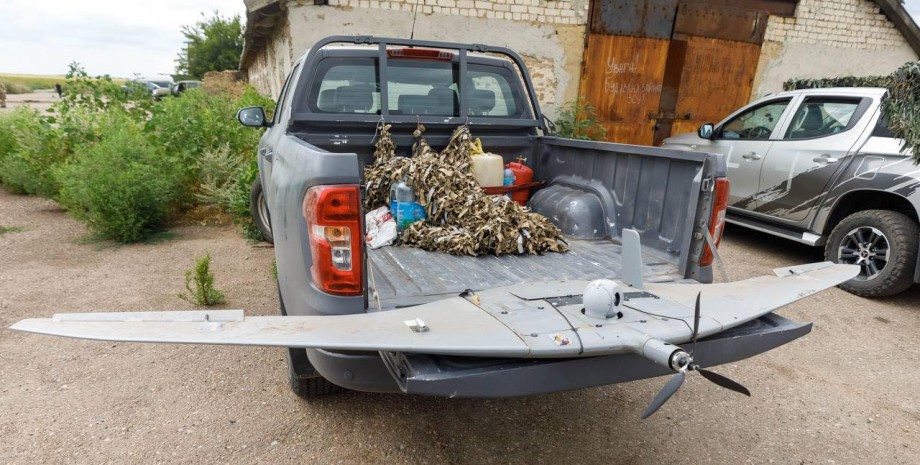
367;239;682;308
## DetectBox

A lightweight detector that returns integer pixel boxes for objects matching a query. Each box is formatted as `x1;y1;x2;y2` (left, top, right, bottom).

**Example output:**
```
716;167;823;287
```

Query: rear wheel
825;210;918;297
249;177;273;244
278;282;341;398
287;348;343;398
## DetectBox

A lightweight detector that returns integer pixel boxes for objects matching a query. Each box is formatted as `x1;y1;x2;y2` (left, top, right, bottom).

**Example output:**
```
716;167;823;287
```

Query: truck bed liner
367;239;682;308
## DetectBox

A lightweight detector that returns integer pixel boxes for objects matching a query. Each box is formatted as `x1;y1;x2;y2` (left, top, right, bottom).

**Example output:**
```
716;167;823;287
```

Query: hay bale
202;71;247;97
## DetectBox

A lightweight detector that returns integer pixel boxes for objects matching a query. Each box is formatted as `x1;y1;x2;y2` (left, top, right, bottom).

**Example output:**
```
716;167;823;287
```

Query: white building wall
245;0;589;117
752;0;918;98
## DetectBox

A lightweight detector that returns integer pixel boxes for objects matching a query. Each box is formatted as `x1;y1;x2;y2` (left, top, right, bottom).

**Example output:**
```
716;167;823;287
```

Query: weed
0;225;24;236
178;252;226;306
554;98;607;141
270;258;278;281
195;144;242;209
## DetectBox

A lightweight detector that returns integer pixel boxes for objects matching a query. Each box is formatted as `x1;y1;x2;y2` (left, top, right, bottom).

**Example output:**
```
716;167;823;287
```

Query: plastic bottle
389;182;399;214
503;168;515;186
393;180;426;232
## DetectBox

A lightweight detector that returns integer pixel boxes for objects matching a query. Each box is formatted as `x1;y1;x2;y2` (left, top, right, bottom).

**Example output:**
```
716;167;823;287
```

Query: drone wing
10;262;858;358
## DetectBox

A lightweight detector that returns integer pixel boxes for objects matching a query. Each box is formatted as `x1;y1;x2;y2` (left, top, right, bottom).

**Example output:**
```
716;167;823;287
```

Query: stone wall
752;0;918;98
246;17;294;99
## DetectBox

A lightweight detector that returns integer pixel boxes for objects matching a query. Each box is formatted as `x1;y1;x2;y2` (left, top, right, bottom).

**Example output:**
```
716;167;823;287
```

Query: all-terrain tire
286;348;343;399
278;282;342;398
825;210;918;298
249;177;273;244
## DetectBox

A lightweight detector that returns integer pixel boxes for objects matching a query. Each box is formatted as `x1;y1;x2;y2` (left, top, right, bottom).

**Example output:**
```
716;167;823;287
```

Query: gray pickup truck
663;87;920;297
236;36;808;399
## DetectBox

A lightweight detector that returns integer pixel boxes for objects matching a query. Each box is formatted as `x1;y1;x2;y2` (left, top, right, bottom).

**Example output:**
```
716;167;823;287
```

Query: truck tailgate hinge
701;176;714;192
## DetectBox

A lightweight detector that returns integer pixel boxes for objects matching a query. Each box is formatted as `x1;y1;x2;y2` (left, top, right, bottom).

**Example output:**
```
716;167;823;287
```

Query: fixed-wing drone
10;230;858;418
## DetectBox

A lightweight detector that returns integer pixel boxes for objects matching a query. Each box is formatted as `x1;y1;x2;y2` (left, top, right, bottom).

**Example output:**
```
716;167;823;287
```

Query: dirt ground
0;91;57;114
1;188;919;465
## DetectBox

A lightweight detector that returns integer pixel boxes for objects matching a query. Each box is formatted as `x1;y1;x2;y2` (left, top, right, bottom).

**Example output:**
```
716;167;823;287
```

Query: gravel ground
1;188;918;465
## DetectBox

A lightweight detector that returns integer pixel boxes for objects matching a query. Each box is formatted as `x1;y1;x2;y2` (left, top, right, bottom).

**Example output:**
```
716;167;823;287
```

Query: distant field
0;74;126;94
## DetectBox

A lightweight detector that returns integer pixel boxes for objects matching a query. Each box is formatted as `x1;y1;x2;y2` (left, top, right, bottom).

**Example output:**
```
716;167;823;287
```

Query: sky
0;0;247;78
2;0;920;78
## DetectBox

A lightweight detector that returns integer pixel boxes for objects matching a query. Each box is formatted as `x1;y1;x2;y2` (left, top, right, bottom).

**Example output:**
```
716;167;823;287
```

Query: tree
175;12;244;79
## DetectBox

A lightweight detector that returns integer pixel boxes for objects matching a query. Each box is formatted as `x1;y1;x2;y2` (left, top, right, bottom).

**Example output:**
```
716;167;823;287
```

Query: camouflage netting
783;62;920;163
363;123;568;256
782;75;889;91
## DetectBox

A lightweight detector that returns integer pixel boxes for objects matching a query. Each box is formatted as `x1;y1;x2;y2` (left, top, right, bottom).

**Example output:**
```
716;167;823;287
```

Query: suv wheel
249;177;273;244
826;210;918;297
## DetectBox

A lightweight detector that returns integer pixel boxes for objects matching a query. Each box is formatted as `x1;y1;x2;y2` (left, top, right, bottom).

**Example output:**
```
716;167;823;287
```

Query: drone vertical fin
622;228;644;289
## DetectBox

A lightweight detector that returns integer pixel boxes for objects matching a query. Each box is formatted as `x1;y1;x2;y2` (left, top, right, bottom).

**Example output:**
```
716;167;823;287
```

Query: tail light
700;178;730;267
303;185;363;296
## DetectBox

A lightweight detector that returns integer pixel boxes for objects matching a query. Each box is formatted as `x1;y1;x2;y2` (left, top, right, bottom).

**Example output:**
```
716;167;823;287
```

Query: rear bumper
310;312;811;397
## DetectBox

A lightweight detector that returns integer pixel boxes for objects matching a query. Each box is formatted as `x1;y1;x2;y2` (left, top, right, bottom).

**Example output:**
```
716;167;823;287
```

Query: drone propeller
640;292;751;419
640;370;686;419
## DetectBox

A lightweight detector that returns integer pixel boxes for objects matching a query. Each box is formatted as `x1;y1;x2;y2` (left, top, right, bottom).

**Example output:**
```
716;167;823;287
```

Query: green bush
55;121;182;242
0;108;65;196
145;87;272;200
555;98;607;141
0;61;278;242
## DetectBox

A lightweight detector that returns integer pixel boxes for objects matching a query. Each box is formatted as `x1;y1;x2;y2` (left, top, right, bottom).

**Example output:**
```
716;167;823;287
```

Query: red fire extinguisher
505;156;534;206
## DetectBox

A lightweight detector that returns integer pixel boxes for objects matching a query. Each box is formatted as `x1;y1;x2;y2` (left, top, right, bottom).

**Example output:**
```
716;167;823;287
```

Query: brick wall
764;0;909;50
325;0;588;25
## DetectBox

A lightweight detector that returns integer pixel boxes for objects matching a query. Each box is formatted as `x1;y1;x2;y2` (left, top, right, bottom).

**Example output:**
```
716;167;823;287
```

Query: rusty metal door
580;34;668;145
652;4;767;144
580;1;768;146
579;0;678;146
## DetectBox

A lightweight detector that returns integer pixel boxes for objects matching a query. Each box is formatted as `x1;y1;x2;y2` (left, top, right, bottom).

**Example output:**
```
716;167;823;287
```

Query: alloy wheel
837;226;890;281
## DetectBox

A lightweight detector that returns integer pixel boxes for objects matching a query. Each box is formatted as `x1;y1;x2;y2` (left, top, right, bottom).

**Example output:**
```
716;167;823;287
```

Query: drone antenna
691;292;701;355
410;0;420;40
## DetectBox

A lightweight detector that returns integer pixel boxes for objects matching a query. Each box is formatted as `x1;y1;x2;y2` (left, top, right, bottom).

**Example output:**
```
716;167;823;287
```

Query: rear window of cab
304;57;525;118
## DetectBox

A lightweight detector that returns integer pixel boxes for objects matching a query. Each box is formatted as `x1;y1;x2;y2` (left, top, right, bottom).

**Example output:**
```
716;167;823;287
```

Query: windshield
305;57;525;118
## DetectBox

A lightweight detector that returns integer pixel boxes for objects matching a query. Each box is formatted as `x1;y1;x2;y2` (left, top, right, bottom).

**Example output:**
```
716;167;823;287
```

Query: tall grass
0;73;125;94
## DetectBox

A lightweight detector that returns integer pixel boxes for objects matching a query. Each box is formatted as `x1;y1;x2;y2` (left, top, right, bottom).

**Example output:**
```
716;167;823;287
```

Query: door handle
259;148;273;162
813;155;839;164
742;152;762;160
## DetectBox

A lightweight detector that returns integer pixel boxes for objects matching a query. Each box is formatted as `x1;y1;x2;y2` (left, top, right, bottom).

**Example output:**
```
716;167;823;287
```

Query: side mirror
698;123;715;140
238;107;269;128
